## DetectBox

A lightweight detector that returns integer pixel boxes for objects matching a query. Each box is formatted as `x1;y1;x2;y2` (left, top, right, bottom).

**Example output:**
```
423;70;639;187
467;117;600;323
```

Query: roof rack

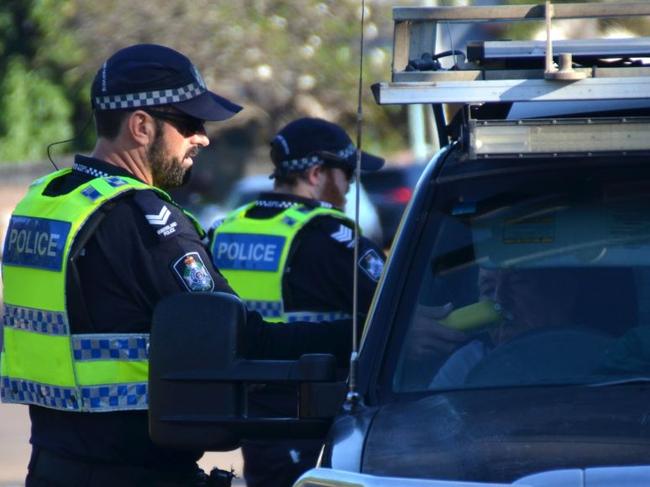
372;2;650;106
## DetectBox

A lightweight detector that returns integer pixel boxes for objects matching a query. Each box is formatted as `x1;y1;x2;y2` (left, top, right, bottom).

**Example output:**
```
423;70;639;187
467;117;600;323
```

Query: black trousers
26;447;208;487
241;439;322;487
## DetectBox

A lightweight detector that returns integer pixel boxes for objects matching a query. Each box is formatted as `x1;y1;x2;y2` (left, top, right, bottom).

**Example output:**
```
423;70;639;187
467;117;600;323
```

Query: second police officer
210;117;387;487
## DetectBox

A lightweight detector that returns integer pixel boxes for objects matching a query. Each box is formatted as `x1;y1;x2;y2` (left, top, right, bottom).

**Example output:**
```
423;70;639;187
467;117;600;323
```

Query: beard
321;168;346;209
148;127;195;190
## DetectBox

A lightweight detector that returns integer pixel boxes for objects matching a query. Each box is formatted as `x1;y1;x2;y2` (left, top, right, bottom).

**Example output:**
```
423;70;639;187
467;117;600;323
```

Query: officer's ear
126;110;158;146
305;164;324;187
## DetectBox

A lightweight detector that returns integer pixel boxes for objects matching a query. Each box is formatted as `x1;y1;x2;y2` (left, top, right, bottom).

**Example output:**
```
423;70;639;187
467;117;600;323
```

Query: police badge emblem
358;249;384;282
172;252;215;292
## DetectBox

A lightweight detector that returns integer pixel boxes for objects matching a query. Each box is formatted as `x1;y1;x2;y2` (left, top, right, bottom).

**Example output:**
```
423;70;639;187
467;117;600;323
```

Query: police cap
91;44;242;121
270;118;384;177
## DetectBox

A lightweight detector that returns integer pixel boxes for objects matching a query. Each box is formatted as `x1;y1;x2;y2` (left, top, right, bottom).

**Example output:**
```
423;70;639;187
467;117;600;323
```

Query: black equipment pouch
207;467;235;487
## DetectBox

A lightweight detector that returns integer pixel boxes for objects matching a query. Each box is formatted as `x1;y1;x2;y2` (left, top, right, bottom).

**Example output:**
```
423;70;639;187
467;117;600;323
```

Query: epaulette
132;190;179;241
309;215;356;247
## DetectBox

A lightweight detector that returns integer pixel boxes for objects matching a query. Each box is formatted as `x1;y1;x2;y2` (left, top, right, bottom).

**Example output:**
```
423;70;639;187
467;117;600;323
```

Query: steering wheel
464;327;613;387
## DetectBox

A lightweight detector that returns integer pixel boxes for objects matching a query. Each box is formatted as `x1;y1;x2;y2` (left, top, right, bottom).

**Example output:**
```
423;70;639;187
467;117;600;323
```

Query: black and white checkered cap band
279;143;357;172
93;81;205;110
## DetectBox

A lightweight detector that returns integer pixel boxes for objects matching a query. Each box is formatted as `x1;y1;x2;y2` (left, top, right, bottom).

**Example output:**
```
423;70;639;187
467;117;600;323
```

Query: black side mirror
149;292;345;451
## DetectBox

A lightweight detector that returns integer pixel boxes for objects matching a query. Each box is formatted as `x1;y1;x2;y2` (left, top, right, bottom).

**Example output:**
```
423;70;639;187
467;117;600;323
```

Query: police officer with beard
1;46;354;487
210;118;386;487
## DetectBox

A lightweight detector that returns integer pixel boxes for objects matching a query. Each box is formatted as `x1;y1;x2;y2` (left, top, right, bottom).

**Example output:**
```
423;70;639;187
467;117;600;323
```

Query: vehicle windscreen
393;162;650;393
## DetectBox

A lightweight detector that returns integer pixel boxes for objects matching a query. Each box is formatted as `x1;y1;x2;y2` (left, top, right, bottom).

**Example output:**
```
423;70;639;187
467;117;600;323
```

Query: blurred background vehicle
361;163;425;249
196;174;384;247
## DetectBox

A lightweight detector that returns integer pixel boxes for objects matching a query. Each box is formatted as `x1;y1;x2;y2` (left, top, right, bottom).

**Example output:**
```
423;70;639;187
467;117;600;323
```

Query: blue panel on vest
213;233;285;272
3;216;71;271
81;186;102;201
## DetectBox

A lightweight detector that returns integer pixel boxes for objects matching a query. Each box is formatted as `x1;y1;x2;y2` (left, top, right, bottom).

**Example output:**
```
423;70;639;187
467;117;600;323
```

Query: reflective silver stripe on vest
80;382;148;411
285;311;352;323
1;377;148;412
245;300;283;318
72;334;149;361
3;304;69;335
1;376;79;411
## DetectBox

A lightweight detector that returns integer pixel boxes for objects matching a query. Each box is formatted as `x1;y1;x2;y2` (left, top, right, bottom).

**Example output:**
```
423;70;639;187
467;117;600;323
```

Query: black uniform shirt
30;156;353;471
239;192;386;318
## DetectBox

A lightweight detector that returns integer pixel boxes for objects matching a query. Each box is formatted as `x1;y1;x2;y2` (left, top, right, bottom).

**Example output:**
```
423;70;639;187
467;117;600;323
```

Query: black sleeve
285;216;386;316
73;191;235;333
119;190;234;295
243;309;353;364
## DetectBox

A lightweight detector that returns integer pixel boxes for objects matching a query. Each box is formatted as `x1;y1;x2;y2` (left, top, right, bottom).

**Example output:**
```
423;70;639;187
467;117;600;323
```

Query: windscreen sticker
607;207;650;239
502;215;555;244
213;233;285;272
451;202;477;216
3;216;71;271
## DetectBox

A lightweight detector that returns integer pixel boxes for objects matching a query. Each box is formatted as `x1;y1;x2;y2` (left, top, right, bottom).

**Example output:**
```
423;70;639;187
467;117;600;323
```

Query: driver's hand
408;303;469;357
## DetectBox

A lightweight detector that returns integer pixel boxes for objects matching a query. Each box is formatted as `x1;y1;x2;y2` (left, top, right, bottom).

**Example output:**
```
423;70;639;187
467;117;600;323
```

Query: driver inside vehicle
424;266;584;388
478;267;580;345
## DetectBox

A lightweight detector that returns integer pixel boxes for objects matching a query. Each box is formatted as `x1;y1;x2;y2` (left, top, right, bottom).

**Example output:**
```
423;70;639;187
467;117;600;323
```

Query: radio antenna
346;0;366;408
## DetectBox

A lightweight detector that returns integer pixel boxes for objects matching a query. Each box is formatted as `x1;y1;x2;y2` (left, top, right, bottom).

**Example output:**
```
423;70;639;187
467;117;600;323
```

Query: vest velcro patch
81;186;102;202
3;216;70;271
172;252;215;292
213;233;285;272
105;176;128;188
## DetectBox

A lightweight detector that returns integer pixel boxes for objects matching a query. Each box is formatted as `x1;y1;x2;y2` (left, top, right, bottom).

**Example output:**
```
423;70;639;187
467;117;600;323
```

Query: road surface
0;404;245;486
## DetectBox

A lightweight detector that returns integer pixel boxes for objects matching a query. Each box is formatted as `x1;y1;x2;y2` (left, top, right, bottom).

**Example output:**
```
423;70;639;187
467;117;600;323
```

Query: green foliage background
1;0;646;165
0;0;411;165
0;0;88;163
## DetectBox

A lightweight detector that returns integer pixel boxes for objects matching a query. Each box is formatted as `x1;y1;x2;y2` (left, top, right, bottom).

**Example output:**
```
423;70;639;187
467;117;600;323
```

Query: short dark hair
273;171;303;188
271;141;308;187
94;109;132;139
271;164;341;189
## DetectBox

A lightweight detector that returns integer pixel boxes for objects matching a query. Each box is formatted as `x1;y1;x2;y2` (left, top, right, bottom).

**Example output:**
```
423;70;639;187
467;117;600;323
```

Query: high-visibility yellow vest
0;169;200;412
210;202;354;323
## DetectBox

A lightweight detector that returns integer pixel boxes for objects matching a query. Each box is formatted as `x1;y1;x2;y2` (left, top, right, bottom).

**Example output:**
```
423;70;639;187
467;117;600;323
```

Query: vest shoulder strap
213;202;355;243
283;204;353;226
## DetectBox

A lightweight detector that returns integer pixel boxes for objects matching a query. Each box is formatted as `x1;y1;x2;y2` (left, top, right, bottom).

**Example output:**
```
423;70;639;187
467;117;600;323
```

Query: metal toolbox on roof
373;2;650;106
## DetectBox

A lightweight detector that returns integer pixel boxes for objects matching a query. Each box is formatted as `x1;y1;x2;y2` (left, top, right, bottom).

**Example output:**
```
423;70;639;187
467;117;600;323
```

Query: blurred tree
0;0;86;163
69;0;408;156
10;0;645;169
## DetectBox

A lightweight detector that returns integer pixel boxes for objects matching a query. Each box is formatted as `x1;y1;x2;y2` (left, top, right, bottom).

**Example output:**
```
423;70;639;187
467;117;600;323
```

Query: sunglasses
142;109;205;136
314;151;356;182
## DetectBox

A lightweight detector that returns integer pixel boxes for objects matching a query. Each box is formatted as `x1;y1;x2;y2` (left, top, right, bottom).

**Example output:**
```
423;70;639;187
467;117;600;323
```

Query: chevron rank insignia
144;205;178;238
358;249;384;282
330;224;353;243
172;252;215;292
133;191;180;241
